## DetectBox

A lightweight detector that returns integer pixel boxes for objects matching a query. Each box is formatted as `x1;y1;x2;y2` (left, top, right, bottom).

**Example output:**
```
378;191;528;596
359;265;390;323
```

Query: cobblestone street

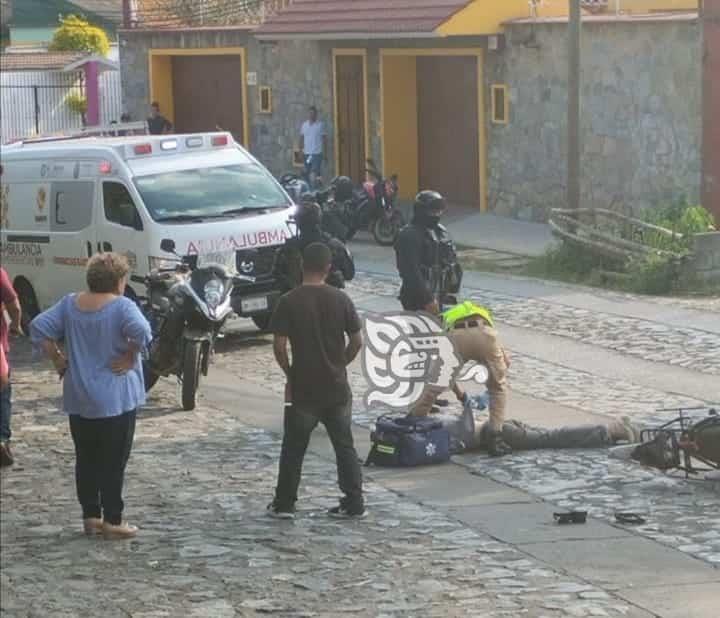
1;269;718;617
3;348;639;618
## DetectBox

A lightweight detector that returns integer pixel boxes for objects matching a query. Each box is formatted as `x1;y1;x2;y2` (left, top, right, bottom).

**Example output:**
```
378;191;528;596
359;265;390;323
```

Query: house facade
119;0;702;222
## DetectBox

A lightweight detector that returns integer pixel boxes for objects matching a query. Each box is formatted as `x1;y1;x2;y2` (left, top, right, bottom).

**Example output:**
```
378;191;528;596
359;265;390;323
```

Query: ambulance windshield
134;163;291;222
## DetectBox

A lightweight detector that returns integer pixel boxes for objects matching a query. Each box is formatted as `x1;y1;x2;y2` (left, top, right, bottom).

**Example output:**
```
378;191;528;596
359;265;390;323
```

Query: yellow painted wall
438;0;536;36
382;56;419;200
149;55;175;124
438;0;698;36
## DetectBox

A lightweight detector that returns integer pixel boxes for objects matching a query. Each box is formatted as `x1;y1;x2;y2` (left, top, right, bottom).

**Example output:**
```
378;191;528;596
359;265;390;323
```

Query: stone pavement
2;344;649;618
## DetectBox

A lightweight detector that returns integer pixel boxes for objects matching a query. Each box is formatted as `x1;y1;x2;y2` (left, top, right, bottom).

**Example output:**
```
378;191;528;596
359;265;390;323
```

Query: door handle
86;242;92;258
103;242;112;252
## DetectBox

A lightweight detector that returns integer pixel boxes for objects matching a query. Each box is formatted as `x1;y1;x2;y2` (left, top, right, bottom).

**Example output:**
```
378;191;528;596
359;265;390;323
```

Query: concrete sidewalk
445;208;556;257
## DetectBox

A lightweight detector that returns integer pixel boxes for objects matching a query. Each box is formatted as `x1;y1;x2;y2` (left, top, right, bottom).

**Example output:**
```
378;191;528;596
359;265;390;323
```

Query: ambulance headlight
203;279;224;309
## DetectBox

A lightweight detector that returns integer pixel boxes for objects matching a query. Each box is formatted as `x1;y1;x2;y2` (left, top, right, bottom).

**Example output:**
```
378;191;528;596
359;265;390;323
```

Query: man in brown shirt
268;243;365;519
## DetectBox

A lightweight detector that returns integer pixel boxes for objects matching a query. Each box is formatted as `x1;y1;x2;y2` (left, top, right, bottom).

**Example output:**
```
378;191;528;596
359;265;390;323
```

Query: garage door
172;55;244;143
417;56;479;207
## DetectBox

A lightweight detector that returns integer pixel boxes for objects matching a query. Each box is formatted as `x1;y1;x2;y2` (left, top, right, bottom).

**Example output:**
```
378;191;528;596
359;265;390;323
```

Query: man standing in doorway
147;102;172;135
267;243;365;520
299;106;328;187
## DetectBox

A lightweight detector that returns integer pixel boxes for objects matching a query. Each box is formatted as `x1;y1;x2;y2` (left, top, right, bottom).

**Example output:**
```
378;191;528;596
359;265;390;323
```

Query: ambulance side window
103;182;143;230
49;182;94;232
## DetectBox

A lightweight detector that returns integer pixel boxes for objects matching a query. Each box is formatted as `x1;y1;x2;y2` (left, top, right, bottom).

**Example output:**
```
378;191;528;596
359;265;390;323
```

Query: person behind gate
267;242;365;520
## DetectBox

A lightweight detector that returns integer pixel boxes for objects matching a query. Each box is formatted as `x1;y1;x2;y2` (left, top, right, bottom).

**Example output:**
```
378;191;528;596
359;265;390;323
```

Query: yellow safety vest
441;301;494;330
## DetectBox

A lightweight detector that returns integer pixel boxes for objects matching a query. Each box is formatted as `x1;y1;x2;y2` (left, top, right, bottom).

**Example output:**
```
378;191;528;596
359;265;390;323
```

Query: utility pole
567;0;582;211
703;0;720;220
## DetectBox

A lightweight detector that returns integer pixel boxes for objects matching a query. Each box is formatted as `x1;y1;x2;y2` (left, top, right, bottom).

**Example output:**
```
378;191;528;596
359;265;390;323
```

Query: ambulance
0;129;295;329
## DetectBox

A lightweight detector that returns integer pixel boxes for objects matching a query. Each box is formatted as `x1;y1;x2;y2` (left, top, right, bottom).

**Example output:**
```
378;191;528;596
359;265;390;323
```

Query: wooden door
335;55;366;182
417;56;479;206
172;55;244;143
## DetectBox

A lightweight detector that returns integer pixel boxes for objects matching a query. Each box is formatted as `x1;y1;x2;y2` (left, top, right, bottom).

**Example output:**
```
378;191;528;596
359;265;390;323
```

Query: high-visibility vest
441;301;494;330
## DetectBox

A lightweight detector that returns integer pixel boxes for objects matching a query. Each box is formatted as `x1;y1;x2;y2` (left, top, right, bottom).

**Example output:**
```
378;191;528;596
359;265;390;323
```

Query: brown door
172;55;244;143
335;55;366;181
417;56;479;206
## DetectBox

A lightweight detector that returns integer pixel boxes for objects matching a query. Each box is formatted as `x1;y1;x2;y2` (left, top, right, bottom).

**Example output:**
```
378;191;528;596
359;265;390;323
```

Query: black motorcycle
327;159;403;246
142;238;254;411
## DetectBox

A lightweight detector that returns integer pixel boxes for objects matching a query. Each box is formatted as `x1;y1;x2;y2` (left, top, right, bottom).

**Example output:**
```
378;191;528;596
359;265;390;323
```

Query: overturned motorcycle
141;238;254;411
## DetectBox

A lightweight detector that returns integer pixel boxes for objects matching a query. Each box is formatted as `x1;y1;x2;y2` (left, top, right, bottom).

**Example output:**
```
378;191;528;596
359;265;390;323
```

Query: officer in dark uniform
394;191;462;313
273;197;355;291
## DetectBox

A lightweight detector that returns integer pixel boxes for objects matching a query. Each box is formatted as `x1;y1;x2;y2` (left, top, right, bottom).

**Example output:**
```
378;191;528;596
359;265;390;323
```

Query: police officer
394;191;462;313
273;197;355;291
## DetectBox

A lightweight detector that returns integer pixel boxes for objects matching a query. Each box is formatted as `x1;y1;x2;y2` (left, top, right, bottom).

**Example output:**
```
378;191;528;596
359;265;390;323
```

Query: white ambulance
0;130;295;329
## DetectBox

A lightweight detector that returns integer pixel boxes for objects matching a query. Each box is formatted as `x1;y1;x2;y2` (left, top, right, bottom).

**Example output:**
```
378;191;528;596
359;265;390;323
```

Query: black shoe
435;399;450;408
266;501;295;520
0;442;13;468
328;501;367;519
487;434;512;457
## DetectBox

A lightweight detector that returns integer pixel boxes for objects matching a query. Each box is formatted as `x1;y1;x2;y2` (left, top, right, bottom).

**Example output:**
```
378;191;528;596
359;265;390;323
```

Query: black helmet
295;199;322;230
413;190;446;226
333;176;354;202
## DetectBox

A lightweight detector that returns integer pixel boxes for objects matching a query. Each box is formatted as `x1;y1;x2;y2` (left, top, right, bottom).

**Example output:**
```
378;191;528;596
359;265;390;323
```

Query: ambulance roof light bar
20;122;150;145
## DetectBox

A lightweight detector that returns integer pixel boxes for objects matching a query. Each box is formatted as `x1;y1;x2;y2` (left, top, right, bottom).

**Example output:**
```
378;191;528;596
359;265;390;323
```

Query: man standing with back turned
268;243;365;519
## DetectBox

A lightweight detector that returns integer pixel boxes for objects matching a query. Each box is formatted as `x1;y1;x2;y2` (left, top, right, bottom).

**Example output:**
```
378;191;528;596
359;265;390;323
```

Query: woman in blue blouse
31;253;152;539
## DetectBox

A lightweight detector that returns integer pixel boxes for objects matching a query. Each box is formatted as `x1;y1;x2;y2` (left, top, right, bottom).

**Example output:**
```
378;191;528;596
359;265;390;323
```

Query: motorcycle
328;159;403;246
141;238;255;411
279;159;403;246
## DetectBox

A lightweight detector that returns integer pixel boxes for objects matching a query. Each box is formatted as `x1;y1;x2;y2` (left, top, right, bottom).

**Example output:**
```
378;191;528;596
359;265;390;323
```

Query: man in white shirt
299;106;327;186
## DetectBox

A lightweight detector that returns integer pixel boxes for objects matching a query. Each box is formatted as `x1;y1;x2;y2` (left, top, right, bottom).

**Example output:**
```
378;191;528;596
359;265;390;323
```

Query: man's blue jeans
304;154;323;183
0;372;11;442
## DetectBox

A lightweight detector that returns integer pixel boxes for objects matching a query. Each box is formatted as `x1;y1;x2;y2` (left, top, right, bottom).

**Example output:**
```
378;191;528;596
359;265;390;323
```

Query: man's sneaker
328;504;367;519
0;442;14;468
266;502;295;520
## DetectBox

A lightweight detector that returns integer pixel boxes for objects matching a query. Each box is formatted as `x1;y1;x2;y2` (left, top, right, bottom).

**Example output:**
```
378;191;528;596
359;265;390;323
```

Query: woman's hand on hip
111;350;137;374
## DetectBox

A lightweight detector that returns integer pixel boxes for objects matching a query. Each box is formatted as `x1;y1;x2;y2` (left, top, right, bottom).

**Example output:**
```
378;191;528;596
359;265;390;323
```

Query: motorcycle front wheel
182;340;203;411
372;215;402;246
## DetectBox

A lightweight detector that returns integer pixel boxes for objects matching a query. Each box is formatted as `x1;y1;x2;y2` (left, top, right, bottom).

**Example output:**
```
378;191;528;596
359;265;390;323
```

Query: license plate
197;250;236;273
241;296;268;313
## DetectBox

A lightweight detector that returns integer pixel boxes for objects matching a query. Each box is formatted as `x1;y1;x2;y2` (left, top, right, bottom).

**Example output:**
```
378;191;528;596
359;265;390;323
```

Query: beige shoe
609;416;642;443
83;517;104;536
102;521;138;540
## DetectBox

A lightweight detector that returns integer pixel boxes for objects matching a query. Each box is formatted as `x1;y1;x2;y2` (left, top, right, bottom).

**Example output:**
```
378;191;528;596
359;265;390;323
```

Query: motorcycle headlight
203;279;224;309
149;256;178;271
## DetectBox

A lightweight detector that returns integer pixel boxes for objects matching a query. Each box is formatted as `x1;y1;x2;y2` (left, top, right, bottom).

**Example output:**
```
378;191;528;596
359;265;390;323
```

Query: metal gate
0;71;86;141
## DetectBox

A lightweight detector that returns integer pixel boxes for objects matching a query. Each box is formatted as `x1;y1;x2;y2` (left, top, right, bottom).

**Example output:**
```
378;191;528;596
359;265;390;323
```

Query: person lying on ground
439;399;641;455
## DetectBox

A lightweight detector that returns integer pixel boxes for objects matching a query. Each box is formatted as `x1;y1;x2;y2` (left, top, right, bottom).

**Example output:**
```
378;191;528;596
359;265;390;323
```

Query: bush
66;93;88;116
49;15;110;56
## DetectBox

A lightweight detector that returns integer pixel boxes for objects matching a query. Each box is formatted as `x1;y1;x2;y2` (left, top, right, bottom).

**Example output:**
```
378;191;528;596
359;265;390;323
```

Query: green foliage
49;15;110;56
66;93;88;116
639;201;716;252
527;203;716;296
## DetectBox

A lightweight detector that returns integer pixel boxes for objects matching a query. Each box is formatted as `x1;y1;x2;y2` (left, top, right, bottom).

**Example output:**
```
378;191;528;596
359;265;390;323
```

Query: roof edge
256;31;441;41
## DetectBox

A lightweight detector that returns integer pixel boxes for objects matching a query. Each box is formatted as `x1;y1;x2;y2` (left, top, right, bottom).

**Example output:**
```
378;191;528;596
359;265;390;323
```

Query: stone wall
119;30;333;177
486;20;702;222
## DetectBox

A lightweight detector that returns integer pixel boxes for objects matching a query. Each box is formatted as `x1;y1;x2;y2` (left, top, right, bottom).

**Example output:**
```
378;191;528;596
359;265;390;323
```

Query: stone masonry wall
119;30;333;177
486;21;702;222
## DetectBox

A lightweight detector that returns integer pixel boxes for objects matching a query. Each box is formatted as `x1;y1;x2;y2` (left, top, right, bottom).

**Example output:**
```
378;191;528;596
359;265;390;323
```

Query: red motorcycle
327;159;404;246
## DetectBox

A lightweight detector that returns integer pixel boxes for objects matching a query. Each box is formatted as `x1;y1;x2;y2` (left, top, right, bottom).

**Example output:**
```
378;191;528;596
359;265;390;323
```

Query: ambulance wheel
14;279;39;334
252;313;272;332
